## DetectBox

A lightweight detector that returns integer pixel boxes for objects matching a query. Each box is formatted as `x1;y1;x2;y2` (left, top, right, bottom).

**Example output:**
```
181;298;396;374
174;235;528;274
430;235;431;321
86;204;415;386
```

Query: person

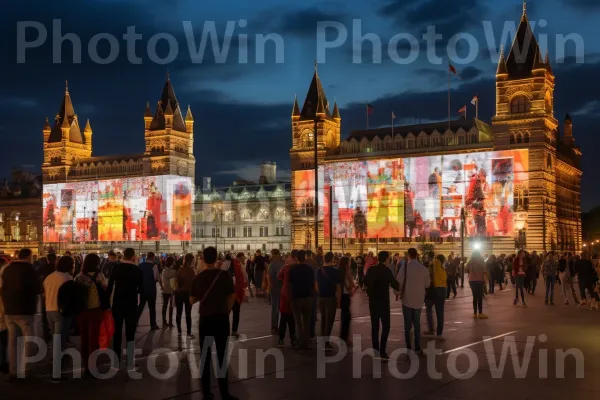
356;254;365;289
363;251;400;359
231;253;247;337
277;250;297;347
101;250;119;280
489;255;504;293
528;251;541;294
0;258;8;375
364;252;376;276
107;247;143;370
190;246;238;400
425;254;447;338
137;252;160;330
314;247;324;268
43;255;75;382
267;249;285;334
513;250;528;307
0;249;40;380
253;250;266;297
468;251;488;319
75;253;108;377
316;252;341;351
174;253;196;338
304;249;319;340
576;253;599;310
160;256;177;328
445;255;458;299
195;251;205;274
542;252;559;305
395;248;428;356
338;256;356;345
558;253;579;305
288;250;315;351
37;252;57;342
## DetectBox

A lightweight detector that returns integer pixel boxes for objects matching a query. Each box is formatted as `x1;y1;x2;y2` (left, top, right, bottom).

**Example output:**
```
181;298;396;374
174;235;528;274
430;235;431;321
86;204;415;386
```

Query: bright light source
473;242;481;250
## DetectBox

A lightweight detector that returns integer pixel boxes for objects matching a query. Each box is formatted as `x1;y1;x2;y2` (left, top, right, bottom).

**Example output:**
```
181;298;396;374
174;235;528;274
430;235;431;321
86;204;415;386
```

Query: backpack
75;273;110;312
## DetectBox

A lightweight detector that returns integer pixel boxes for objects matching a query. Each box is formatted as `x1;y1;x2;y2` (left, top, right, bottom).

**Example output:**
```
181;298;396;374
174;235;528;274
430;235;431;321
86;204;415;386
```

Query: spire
149;74;186;131
497;45;508;75
48;81;84;143
185;105;194;122
61;114;71;129
565;113;572;123
144;101;153;118
43;117;51;131
545;50;553;74
84;119;92;132
300;65;331;120
292;95;300;118
332;101;341;120
532;47;545;70
506;3;541;78
164;100;174;116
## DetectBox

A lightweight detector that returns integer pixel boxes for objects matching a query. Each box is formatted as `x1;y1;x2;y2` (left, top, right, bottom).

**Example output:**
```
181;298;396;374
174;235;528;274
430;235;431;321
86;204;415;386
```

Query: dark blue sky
1;0;599;209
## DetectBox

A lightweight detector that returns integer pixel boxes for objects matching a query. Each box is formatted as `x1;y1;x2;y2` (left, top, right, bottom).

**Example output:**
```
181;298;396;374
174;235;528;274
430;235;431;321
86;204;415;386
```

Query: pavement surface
1;281;599;400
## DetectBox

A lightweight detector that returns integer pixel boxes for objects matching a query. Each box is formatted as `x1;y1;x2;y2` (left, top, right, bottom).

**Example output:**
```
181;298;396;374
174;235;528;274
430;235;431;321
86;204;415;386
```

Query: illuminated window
516;133;523;144
257;209;269;221
304;132;314;148
11;212;20;241
0;213;4;241
511;95;530;114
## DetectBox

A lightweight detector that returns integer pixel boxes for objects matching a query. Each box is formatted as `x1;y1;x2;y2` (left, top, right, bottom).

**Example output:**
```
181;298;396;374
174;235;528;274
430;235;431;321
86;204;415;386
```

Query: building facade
41;75;195;253
193;162;292;253
290;8;582;256
0;171;43;256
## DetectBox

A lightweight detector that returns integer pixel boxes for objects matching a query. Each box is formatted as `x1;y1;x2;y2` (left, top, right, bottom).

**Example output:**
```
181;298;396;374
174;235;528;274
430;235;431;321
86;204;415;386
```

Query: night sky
1;0;599;209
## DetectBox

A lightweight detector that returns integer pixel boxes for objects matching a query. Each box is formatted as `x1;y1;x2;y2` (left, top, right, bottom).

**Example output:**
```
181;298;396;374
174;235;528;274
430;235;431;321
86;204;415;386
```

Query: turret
292;95;300;120
164;100;174;128
84;119;92;152
144;101;153;130
332;101;341;121
43;117;51;143
185;105;194;134
564;113;574;147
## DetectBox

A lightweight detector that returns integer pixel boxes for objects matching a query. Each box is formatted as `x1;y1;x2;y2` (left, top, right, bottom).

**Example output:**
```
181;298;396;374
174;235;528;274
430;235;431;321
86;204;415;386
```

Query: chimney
259;161;277;184
202;177;211;191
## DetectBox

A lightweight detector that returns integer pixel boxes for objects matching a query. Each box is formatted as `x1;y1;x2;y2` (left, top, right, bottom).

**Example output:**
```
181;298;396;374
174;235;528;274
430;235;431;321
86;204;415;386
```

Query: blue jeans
545;275;556;303
515;276;526;303
402;305;422;351
270;289;281;330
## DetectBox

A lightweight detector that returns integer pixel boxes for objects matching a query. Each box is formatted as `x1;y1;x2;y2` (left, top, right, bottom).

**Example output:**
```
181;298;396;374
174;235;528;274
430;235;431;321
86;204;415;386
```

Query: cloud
415;65;482;82
563;0;600;10
253;6;354;38
0;97;37;108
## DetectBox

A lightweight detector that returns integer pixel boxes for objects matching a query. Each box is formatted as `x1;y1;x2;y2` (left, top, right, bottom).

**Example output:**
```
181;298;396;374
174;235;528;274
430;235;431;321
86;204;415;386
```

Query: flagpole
366;104;369;130
448;63;451;130
476;92;479;120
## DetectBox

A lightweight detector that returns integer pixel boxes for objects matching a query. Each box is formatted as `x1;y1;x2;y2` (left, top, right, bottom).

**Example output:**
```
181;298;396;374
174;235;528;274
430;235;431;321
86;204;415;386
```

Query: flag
367;104;375;115
392;111;396;119
458;105;467;113
449;63;462;79
471;95;478;105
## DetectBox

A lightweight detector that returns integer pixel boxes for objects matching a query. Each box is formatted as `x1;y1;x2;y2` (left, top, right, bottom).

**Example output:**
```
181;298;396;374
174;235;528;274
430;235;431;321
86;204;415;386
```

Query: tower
491;4;558;252
42;82;92;183
144;73;195;178
290;63;341;249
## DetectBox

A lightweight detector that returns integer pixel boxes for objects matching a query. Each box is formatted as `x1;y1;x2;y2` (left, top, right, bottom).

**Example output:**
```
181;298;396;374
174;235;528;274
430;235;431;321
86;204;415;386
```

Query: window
246;244;251;251
227;227;236;238
259;226;268;237
11;213;20;241
510;133;515;144
524;132;530;143
27;223;37;241
516;133;523;144
304;131;314;148
0;213;4;241
243;226;252;237
195;227;203;238
275;223;285;236
511;95;530;114
211;227;220;237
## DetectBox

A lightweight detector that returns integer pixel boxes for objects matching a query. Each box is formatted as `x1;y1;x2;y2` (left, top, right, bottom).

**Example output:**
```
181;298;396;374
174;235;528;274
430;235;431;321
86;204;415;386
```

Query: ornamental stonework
505;83;534;97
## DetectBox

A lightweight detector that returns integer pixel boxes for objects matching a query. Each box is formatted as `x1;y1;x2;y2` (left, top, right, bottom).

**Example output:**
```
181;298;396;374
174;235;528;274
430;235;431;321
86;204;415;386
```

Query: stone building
41;75;195;253
290;7;582;255
192;162;292;253
0;171;43;256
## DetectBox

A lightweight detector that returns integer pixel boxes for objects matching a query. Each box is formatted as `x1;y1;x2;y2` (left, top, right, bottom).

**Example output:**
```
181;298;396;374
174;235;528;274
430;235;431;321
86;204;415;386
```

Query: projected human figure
353;207;367;242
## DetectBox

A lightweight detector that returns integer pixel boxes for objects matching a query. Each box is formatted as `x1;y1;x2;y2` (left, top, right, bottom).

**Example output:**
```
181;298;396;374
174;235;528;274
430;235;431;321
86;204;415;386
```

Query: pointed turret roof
497;45;508;75
505;3;542;78
149;73;186;131
544;51;553;74
185;105;194;122
48;81;85;144
332;101;341;119
164;100;174;116
532;47;545;70
292;95;300;118
300;63;331;120
144;101;153;118
43;117;51;131
84;119;92;132
565;113;572;123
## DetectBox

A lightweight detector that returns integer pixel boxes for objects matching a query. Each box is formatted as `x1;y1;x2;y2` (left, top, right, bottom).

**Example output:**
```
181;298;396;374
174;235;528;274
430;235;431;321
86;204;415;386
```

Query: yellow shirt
431;259;447;288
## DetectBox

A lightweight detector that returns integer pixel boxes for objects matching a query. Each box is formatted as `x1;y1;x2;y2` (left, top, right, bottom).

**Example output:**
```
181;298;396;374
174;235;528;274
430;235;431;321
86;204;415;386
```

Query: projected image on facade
316;149;529;240
43;175;193;242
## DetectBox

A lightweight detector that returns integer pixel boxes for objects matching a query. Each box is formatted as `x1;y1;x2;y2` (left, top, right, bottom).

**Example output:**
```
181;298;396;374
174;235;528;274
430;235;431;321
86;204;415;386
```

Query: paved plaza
1;282;599;400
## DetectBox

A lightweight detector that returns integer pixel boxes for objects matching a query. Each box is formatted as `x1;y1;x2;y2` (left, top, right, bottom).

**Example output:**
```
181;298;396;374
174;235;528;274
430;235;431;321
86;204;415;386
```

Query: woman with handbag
174;253;195;338
160;256;177;328
74;254;108;377
338;256;356;345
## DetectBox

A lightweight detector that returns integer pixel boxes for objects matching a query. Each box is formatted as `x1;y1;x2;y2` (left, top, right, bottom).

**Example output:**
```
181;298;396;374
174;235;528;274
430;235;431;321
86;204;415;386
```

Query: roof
505;10;550;78
348;118;487;141
149;76;187;132
48;84;85;144
300;68;332;120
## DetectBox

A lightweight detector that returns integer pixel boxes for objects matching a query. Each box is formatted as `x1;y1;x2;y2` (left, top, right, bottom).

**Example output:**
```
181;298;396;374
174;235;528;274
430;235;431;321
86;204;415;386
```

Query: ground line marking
441;330;518;354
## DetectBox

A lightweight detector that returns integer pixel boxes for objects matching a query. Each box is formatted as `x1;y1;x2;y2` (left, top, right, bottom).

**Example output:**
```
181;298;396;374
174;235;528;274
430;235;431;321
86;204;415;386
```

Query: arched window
516;133;523;144
304;131;314;148
510;133;515;144
511;95;530;114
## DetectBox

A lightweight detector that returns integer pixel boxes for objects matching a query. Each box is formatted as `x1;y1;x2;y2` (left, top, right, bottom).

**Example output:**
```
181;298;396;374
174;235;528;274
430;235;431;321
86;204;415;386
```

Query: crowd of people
0;245;598;398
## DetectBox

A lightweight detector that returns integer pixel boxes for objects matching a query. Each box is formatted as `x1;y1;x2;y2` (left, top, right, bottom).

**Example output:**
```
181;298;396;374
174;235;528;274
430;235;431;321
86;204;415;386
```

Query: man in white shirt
396;248;430;355
43;256;74;348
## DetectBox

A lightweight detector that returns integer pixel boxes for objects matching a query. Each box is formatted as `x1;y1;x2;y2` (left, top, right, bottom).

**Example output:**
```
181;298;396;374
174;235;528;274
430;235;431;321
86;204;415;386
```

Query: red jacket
233;259;247;304
512;257;527;277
